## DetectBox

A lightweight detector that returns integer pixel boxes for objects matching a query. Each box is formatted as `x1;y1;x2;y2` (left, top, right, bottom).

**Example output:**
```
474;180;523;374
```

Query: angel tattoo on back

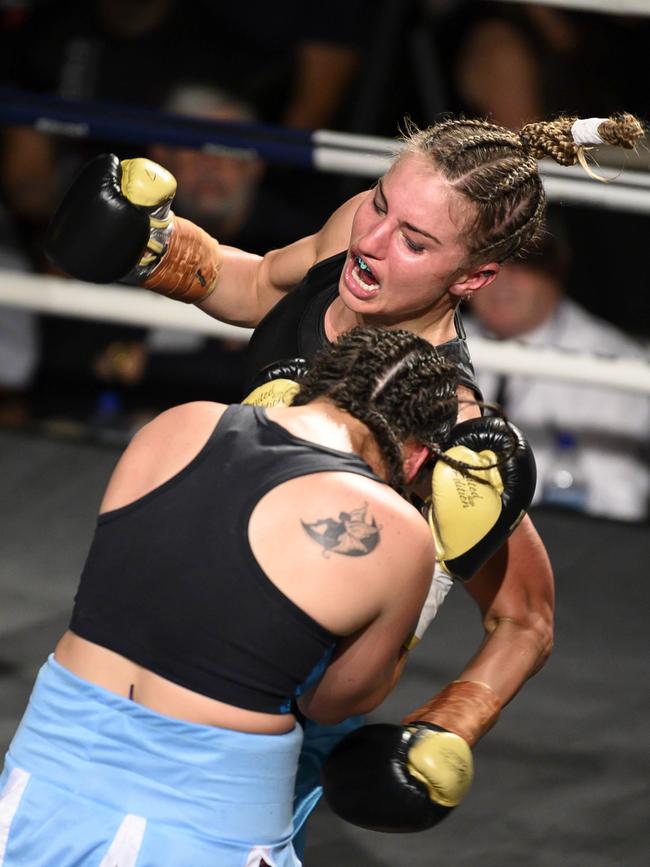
301;503;381;557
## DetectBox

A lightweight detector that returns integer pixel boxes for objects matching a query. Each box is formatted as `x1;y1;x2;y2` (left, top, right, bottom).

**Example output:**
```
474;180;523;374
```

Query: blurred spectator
147;84;328;255
0;0;370;266
428;1;649;130
0;0;369;434
197;1;368;130
150;87;265;244
1;0;227;267
464;232;650;522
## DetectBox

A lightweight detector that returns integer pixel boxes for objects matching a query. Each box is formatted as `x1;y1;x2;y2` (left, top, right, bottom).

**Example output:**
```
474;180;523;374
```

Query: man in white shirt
464;233;650;522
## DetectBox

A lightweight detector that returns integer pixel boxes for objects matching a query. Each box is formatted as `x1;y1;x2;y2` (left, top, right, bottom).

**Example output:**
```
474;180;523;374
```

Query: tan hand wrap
143;216;222;304
401;680;501;746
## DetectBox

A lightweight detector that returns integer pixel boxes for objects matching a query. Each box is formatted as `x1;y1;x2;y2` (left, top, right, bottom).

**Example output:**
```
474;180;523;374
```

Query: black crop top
243;250;483;400
70;404;384;714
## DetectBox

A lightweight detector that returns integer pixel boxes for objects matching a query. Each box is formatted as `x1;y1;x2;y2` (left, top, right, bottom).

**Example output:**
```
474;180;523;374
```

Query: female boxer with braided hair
45;110;644;839
0;326;464;866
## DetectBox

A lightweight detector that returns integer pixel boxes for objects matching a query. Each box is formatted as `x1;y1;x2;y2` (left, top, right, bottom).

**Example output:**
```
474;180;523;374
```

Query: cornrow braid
400;111;644;265
359;407;407;494
291;327;460;495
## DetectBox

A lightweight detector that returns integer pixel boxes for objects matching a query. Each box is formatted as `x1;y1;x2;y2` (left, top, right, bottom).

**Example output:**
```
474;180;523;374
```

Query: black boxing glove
322;722;473;833
426;417;536;580
241;358;308;407
45;153;176;284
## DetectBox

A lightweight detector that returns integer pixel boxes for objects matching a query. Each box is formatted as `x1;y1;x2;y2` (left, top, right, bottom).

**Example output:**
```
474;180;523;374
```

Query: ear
449;262;500;300
403;443;432;484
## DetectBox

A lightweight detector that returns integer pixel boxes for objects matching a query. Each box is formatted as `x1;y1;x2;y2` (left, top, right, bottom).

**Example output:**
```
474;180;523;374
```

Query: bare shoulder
100;401;228;513
250;469;434;636
274;470;434;571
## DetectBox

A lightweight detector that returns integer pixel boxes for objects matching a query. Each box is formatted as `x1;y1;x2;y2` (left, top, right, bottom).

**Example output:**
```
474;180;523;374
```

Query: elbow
490;602;554;677
297;699;354;727
298;692;382;727
304;708;350;727
526;604;555;674
532;624;553;674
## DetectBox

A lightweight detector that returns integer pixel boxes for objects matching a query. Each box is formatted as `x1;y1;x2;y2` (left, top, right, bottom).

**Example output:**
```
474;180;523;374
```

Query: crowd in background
0;0;648;521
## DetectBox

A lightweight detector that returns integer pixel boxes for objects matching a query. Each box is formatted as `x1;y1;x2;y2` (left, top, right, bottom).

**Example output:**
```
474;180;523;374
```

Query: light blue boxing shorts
0;655;303;867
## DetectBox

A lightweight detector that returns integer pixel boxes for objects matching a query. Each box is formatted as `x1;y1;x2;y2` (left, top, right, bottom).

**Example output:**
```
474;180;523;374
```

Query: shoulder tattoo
301;502;381;557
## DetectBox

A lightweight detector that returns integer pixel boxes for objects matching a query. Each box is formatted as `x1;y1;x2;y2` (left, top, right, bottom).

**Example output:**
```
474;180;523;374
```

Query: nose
358;216;391;261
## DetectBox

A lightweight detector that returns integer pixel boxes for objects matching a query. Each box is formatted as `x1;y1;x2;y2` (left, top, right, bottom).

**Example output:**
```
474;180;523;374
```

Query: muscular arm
190;191;367;326
293;494;435;726
46;151;368;326
459;514;554;703
454;389;554;704
402;514;553;743
403;378;553;741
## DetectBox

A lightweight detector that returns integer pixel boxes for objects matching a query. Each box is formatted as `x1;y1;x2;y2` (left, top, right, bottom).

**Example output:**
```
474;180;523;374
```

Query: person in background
149;86;266;248
464;231;650;522
1;0;366;424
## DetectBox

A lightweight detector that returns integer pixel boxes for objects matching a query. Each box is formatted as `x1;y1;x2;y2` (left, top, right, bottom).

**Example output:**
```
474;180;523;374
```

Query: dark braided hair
400;112;643;265
291;327;459;495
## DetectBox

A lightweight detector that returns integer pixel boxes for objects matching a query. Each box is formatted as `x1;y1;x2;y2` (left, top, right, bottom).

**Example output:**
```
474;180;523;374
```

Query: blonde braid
520;112;645;167
598;113;644;148
519;117;578;166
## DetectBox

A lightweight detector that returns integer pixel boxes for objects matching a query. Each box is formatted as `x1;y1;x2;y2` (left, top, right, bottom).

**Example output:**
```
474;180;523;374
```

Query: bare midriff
54;631;295;735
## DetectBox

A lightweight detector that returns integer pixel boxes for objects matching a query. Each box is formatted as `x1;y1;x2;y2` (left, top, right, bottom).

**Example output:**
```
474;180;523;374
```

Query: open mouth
351;254;379;292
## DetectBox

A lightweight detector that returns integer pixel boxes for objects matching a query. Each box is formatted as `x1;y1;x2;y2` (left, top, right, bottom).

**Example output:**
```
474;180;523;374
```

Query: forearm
196;244;264;326
358;646;410;713
462;515;554;704
300;645;410;725
142;218;270;326
403;518;554;745
157;225;320;326
457;613;552;705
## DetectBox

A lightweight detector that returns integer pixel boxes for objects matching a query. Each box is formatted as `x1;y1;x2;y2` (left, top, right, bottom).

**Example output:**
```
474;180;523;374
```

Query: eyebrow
377;179;442;246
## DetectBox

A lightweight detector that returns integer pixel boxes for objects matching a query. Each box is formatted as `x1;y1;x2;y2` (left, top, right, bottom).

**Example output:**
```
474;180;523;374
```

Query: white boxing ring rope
498;1;650;15
2;270;649;395
2;89;650;211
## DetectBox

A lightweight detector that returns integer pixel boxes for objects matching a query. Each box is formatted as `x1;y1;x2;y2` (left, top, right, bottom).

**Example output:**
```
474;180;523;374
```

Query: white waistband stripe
98;814;147;867
0;768;30;865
